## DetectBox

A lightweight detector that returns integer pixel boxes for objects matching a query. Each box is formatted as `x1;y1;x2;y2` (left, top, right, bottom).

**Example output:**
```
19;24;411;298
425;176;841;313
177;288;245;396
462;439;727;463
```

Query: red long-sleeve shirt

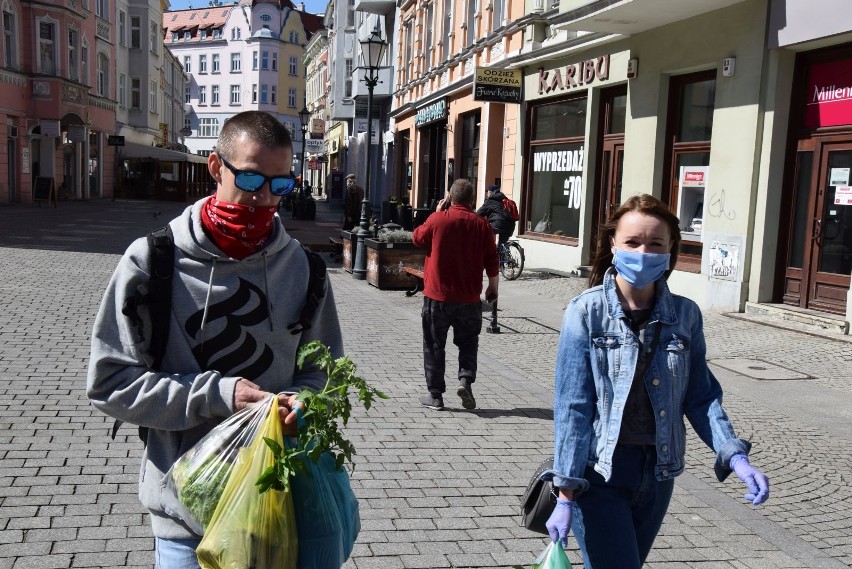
412;203;499;304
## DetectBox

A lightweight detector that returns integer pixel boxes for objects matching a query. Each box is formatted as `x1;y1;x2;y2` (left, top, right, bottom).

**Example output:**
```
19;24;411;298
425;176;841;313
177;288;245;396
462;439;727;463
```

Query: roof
163;6;231;37
300;11;324;37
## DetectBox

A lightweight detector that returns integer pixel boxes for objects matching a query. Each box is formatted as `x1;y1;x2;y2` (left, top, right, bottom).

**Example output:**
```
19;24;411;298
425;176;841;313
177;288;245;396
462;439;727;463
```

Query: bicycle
498;240;525;280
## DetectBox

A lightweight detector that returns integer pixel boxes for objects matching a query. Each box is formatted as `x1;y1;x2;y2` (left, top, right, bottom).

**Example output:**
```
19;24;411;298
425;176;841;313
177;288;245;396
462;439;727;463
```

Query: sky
166;0;329;15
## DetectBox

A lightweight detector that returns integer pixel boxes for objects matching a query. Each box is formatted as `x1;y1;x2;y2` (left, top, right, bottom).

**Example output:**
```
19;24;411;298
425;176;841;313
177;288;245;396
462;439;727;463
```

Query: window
344;58;352;97
230;52;240;72
346;0;354;27
118;11;126;46
96;53;108;96
527;96;589;239
199;118;219;137
68;28;79;82
271;53;277;71
183;55;191;73
231;27;240;40
213;27;222;38
119;74;126;107
183;30;191;40
442;0;451;61
424;3;434;70
252;51;258;70
459;110;481;193
260;14;271;22
171;31;178;42
200;29;207;39
492;0;504;31
184;116;191;131
289;55;298;76
262;51;269;70
270;85;276;104
289;31;299;43
96;0;107;20
150;21;158;54
184;83;190;103
260;84;268;104
466;0;476;45
3;8;17;69
38;21;56;75
251;83;257;103
131;76;141;108
81;38;88;84
150;80;158;113
212;53;220;73
199;54;207;73
199;85;206;104
288;87;296;108
130;16;140;48
230;84;240;104
212;84;219;104
662;70;717;264
403;22;413;84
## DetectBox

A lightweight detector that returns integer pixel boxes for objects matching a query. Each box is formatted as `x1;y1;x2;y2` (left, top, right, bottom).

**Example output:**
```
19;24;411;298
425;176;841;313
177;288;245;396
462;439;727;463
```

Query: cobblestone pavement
0;200;850;569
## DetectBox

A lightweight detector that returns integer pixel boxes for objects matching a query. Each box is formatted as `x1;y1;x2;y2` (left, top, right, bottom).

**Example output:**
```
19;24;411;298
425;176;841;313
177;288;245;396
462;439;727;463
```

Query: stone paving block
10;555;74;569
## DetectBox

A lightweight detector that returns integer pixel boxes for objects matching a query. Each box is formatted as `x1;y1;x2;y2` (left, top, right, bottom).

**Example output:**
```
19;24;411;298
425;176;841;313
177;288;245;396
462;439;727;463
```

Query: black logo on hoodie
185;278;274;378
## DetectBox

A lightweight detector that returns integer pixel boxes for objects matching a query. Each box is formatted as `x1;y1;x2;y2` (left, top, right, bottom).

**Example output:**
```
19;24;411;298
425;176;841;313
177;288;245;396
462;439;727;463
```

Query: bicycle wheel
500;241;524;280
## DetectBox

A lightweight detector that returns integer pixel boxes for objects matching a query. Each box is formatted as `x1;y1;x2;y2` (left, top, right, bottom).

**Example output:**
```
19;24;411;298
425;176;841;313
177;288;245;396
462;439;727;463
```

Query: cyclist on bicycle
476;184;517;245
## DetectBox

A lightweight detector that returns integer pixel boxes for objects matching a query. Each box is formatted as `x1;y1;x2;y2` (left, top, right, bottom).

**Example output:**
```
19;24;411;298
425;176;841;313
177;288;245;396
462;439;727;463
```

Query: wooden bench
327;236;343;261
401;265;424;297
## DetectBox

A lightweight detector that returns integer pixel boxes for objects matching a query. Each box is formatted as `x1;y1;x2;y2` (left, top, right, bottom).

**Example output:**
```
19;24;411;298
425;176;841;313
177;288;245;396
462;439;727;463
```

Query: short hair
488;184;499;193
449;178;475;205
215;111;292;161
346;174;356;181
588;194;681;287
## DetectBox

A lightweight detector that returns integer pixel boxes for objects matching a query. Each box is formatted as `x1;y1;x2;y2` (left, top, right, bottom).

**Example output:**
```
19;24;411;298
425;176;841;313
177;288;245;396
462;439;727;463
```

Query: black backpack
114;225;328;442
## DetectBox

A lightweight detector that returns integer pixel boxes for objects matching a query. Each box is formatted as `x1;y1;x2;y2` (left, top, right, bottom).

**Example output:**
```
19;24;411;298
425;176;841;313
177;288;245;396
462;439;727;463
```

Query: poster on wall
708;238;741;281
527;142;584;237
834;187;852;205
21;147;30;174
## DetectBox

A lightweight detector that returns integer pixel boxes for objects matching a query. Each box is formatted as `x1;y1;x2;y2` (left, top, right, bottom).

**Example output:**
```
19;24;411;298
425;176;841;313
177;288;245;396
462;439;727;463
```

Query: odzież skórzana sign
473;67;522;104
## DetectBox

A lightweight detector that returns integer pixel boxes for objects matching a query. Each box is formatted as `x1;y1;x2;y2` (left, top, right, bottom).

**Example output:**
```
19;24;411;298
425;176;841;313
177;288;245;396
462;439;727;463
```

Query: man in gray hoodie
87;111;344;567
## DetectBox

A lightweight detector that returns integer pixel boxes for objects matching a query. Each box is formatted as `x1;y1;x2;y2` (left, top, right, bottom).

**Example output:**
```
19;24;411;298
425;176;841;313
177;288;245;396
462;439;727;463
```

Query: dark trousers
421;297;482;395
571;445;674;569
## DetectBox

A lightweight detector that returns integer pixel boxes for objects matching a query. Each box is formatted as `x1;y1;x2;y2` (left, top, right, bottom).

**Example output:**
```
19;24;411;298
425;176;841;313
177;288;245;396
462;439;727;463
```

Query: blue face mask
612;248;671;289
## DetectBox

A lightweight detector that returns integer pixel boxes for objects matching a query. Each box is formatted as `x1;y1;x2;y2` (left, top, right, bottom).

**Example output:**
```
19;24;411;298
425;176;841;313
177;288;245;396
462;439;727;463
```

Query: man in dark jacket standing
476;184;517;245
413;179;499;411
343;173;364;229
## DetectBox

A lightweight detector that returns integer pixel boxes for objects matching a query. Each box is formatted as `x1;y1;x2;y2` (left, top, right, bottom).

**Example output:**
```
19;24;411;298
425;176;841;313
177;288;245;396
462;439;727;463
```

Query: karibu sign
804;58;852;129
474;67;522;104
415;98;447;127
538;55;610;95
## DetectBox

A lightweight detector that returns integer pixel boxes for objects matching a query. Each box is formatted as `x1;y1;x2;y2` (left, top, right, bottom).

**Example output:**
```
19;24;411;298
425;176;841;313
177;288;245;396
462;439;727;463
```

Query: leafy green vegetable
255;340;387;495
176;455;233;528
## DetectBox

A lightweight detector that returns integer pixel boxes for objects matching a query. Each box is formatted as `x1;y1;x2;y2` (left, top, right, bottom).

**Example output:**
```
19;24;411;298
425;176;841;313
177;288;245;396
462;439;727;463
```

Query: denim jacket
543;268;750;494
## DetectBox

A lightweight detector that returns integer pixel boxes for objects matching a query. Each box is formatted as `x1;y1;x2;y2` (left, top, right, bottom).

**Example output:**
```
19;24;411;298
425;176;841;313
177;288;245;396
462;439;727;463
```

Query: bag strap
287;246;328;335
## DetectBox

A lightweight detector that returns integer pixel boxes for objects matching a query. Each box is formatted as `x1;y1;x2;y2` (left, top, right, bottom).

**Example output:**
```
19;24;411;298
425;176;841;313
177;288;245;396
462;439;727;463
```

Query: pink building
0;0;117;204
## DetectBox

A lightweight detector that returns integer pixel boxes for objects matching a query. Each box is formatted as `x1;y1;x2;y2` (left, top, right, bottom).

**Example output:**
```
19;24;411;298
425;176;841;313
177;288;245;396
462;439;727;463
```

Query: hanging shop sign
804;58;852;129
305;139;327;154
107;135;125;146
537;55;610;95
39;119;60;138
66;125;87;143
311;118;325;136
474;67;523;104
415;98;448;127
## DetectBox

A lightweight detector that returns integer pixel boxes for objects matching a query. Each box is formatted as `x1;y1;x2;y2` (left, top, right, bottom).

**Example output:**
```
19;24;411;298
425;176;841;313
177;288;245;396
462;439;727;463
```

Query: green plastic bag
531;542;572;569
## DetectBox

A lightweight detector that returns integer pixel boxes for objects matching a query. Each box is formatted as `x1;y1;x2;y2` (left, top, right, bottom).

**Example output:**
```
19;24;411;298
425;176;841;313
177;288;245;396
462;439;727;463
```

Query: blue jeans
155;538;201;569
572;445;674;569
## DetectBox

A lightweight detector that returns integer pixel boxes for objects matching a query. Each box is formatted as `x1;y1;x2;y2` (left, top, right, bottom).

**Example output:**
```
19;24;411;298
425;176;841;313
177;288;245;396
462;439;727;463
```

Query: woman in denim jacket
543;195;769;568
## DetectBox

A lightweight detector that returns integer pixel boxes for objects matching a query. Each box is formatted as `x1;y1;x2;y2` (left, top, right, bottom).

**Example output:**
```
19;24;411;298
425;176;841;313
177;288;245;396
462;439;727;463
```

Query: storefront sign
835;187;852;205
681;167;708;187
415;98;448;127
355;118;379;145
107;135;125;146
305;139;327;154
66;125;86;143
40;119;60;138
21;147;30;174
311;118;325;135
804;59;852;129
473;67;522;104
538;55;610;95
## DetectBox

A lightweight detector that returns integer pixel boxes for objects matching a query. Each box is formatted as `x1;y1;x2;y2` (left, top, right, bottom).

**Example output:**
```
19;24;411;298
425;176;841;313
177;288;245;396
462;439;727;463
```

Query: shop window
527;95;589;240
661;70;716;266
460;111;481;191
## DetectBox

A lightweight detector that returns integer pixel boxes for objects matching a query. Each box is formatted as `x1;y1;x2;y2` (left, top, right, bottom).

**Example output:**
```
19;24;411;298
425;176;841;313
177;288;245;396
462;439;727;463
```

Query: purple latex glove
730;454;770;505
545;498;574;547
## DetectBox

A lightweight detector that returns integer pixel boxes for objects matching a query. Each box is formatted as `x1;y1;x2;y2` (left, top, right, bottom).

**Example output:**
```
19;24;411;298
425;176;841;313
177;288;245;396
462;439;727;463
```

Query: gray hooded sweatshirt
87;198;343;539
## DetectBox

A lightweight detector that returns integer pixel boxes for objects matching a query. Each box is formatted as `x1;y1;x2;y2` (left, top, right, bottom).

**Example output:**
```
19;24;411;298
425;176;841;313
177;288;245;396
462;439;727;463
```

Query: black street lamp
299;104;310;193
352;25;388;280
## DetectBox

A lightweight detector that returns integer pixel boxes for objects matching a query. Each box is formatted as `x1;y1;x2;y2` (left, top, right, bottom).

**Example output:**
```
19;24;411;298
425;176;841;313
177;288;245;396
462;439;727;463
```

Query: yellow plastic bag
196;395;298;569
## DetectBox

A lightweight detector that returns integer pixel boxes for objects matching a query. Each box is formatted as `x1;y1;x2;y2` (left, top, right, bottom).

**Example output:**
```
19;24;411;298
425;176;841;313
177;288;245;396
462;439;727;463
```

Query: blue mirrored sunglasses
219;156;297;196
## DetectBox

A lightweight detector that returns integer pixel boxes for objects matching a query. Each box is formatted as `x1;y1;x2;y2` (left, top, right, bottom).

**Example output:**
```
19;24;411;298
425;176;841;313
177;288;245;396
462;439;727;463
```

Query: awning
121;142;208;164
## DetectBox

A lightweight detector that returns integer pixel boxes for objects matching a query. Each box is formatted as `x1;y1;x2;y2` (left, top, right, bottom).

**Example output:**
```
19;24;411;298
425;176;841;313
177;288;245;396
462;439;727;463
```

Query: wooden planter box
340;230;358;273
365;239;426;290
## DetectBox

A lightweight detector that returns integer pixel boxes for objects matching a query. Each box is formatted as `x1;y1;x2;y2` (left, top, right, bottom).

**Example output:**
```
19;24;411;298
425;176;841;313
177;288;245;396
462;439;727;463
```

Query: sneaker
457;380;476;409
419;394;444;410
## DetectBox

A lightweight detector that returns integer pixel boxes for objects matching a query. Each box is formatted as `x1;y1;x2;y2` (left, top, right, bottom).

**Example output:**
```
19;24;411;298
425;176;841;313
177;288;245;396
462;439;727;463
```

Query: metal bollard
486;299;500;334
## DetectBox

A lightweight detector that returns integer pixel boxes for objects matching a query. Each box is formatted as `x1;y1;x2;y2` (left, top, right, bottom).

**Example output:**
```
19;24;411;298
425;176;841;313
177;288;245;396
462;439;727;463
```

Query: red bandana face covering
200;196;277;259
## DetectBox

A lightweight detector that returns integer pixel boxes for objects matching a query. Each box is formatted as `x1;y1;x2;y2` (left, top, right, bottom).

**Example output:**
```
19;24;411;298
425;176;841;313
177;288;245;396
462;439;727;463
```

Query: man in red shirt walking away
413;179;499;410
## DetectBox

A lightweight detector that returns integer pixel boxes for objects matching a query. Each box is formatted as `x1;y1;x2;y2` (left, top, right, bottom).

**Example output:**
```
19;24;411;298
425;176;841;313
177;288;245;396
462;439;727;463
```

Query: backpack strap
113;226;175;443
287;246;327;335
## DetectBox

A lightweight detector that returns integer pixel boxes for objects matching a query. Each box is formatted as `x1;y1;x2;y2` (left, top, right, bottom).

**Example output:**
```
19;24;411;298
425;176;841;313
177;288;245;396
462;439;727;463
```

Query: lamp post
299;104;310;195
352;25;388;280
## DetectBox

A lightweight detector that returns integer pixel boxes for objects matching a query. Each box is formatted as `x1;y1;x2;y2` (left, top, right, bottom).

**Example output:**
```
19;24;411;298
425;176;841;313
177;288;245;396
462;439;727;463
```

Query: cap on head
346;174;356;181
488;184;499;193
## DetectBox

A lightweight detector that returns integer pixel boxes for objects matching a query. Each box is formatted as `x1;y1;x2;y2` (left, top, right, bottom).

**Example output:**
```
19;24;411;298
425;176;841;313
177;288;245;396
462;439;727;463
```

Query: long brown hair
588;194;681;287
